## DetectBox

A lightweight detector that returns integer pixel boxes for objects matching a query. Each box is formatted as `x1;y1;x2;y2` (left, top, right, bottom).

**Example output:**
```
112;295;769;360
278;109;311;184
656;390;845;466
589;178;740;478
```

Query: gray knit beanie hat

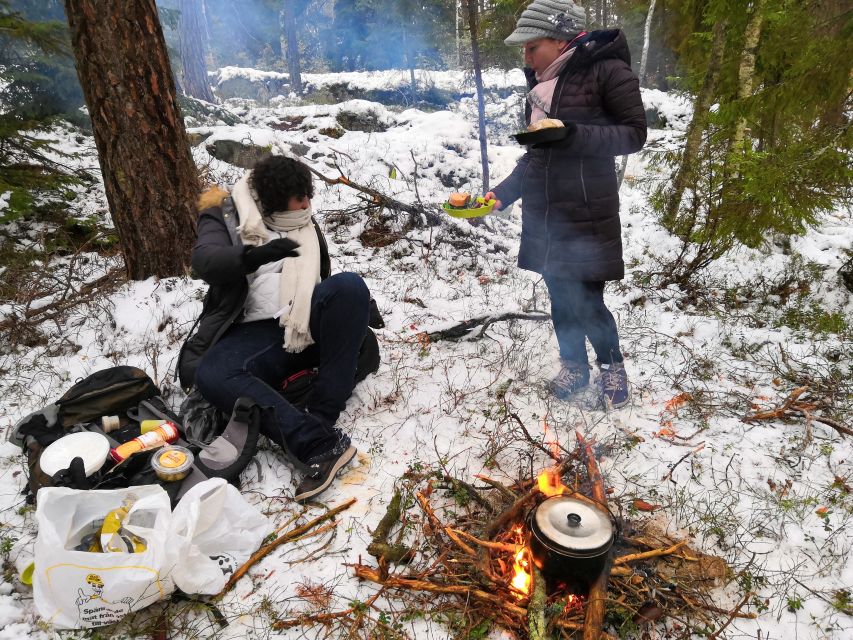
504;0;587;46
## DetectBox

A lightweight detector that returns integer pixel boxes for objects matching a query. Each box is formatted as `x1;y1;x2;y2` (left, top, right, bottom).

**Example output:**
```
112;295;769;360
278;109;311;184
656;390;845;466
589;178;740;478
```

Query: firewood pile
273;432;756;638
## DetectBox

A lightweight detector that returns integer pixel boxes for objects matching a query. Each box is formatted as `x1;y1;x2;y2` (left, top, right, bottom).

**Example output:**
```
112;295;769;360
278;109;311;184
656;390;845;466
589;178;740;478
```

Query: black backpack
12;366;164;497
11;366;259;505
54;366;162;428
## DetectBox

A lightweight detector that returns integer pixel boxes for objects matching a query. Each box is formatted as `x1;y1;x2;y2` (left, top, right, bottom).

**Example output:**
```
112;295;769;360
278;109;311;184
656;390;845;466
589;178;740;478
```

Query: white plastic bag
171;478;271;595
33;484;179;629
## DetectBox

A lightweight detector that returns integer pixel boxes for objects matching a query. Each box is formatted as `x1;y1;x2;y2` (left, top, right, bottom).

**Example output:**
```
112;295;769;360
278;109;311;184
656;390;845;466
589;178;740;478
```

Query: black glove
243;237;300;272
52;456;92;490
531;121;576;147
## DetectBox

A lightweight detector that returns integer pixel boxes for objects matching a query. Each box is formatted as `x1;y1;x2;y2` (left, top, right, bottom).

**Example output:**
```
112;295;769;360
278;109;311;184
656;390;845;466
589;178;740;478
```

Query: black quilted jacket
493;29;647;281
177;197;330;390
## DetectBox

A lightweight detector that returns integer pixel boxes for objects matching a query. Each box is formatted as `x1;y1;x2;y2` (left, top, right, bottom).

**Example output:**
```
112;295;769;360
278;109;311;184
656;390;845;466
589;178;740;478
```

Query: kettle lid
533;496;613;553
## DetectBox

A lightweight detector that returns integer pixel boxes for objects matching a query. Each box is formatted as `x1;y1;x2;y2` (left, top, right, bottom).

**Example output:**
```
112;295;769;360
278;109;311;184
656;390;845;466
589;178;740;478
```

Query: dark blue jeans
195;272;370;464
543;276;623;366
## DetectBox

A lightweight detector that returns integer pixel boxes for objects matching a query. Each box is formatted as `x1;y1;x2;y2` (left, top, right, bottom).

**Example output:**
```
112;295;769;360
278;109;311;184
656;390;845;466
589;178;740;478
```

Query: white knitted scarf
232;172;320;353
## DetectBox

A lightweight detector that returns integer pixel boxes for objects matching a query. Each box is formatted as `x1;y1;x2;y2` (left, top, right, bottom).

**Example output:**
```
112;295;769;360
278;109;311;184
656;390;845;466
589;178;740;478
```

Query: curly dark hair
250;155;314;213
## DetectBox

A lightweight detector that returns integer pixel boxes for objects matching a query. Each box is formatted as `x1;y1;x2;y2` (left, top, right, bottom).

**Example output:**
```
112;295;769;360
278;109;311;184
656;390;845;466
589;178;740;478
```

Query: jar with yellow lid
150;445;194;482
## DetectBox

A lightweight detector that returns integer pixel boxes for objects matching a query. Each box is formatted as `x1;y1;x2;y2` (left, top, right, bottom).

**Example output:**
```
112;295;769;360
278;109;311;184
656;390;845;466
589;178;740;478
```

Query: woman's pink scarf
527;34;587;124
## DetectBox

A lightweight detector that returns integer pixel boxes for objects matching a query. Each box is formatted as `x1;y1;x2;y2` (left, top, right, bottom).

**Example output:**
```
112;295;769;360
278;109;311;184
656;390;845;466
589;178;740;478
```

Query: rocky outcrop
214;68;290;103
205;140;271;168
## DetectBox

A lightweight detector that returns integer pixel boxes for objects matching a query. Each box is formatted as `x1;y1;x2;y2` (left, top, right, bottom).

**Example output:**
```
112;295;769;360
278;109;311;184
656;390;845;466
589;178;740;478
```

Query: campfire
273;430;755;638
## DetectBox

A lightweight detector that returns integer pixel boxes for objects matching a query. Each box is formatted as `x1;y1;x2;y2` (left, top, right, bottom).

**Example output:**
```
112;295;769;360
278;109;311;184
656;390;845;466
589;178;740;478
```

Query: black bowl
513;126;570;146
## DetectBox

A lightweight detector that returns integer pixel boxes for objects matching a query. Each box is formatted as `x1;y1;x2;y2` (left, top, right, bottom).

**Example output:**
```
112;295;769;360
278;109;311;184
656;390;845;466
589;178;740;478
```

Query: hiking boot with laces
294;433;356;503
597;361;630;409
549;360;591;400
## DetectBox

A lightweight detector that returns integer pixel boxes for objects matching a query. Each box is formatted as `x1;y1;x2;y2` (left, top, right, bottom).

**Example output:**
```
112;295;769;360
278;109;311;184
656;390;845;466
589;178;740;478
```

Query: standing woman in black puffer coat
485;0;647;408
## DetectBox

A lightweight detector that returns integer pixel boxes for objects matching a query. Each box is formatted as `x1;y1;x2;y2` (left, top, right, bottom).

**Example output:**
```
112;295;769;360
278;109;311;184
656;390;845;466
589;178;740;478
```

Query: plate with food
513;118;571;145
442;192;496;218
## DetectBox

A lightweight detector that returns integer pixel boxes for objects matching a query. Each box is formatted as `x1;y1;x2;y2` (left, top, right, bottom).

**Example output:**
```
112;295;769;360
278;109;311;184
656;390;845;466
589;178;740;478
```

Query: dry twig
221;498;356;594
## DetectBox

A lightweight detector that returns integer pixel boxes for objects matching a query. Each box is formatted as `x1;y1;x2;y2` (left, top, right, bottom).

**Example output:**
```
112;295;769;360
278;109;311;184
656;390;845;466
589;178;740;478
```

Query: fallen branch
681;593;758;620
0;267;124;334
614;541;687;565
706;591;754;640
221;498;356;594
426;311;551;342
416;492;475;555
661;443;706;482
352;564;528;617
793;407;853;438
474;474;520;502
743;386;809;421
368;490;413;564
449;528;520;553
444;527;476;556
307;164;440;224
272;590;384;630
485;489;539;540
743;385;851;438
443;475;498;513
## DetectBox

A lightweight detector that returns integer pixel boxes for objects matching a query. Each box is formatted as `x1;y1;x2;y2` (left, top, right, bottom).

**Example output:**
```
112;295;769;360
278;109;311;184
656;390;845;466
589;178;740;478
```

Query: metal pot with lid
528;495;615;587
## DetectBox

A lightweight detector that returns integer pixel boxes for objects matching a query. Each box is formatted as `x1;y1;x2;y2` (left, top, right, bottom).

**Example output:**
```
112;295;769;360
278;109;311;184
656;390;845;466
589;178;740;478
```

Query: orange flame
509;525;531;598
564;593;585;612
537;466;567;497
511;548;531;596
537;418;567;496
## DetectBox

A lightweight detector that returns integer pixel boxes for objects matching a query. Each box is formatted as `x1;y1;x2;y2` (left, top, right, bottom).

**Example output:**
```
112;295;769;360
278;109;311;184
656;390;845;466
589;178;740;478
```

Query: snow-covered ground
0;68;851;639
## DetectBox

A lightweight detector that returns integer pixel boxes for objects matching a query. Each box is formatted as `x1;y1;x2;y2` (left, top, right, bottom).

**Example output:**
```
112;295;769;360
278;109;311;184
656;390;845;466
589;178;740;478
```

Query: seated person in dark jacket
179;155;367;502
484;0;647;409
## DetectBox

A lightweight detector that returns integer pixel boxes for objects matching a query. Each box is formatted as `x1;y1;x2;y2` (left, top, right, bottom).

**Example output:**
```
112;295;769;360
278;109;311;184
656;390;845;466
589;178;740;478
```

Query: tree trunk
639;0;657;84
839;254;853;293
179;0;215;102
403;29;417;104
466;0;489;193
619;0;657;190
282;0;302;94
815;0;852;130
63;0;199;280
456;0;462;68
729;0;767;152
663;19;727;227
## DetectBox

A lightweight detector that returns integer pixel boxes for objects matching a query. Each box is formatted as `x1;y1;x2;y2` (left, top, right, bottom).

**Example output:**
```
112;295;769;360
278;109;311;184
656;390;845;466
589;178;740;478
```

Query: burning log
485;456;578;540
577;432;611;640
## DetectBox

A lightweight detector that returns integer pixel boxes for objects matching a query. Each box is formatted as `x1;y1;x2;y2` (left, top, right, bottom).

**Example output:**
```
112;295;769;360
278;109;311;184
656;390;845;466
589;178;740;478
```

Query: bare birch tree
619;0;656;189
729;0;767;153
465;0;489;193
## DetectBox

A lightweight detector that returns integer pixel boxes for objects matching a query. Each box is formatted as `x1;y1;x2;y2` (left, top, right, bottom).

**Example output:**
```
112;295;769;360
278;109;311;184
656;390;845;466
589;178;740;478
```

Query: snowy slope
0;68;851;640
